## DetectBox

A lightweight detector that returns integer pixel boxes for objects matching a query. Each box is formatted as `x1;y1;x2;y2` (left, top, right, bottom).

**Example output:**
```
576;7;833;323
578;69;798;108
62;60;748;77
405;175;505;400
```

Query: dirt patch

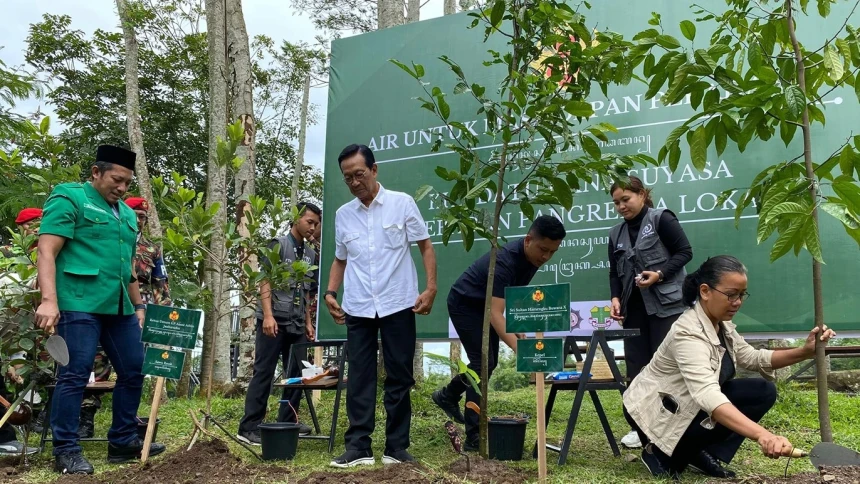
447;455;529;484
710;466;860;483
53;440;288;484
297;456;527;484
299;463;447;484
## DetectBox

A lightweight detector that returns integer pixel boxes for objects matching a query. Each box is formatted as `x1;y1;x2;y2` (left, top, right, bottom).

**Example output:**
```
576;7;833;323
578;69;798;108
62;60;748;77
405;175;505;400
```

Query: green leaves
564;100;593;118
656;35;681;50
415;184;433;201
680;20;696;42
784;85;806;118
490;0;505;27
550;177;573;210
823;44;844;81
689;126;707;171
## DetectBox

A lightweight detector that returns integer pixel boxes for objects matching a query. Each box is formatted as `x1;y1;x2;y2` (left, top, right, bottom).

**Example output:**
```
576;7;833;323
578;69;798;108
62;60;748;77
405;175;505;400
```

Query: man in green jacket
35;145;165;475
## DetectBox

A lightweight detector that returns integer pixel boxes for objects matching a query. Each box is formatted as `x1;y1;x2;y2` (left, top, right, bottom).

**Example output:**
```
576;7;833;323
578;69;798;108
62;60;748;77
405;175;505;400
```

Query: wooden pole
313;346;322;405
535;332;547;484
141;376;165;464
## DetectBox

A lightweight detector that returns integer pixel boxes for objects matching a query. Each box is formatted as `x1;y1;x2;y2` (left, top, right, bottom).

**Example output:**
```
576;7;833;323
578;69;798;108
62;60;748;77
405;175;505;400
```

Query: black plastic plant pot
259;422;300;461
136;417;161;442
488;416;528;461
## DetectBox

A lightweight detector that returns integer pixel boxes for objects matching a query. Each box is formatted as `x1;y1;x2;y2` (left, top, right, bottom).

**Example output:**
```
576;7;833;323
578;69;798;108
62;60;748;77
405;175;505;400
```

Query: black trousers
623;289;680;381
344;307;416;451
624;378;778;474
443;291;500;443
239;320;307;433
0;373;15;443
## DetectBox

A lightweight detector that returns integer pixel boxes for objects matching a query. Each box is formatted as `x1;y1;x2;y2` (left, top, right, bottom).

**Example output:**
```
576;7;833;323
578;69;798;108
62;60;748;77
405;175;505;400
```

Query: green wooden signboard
141;305;201;350
142;346;185;380
505;284;571;333
317;0;860;340
516;338;564;373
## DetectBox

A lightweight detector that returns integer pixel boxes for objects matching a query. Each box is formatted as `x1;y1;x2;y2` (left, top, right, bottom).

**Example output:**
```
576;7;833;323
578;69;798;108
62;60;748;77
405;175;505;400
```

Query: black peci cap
96;145;137;172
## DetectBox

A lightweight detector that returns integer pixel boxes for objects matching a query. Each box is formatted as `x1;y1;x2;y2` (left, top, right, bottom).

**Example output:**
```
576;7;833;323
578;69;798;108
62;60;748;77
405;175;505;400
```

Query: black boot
31;410;46;434
432;388;465;424
54;453;94;474
107;438;166;463
689;450;736;479
78;407;96;439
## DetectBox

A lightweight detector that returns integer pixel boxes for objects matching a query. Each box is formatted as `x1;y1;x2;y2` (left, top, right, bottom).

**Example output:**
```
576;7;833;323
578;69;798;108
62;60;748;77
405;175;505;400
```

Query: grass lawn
9;378;860;483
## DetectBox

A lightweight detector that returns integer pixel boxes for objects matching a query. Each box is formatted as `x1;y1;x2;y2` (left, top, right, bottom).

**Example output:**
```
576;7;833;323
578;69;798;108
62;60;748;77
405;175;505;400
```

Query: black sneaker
432;389;465;424
236;430;262;446
641;444;673;479
54;452;94;474
297;422;312;435
689;450;736;479
382;449;415;465
107;438;166;463
330;449;375;468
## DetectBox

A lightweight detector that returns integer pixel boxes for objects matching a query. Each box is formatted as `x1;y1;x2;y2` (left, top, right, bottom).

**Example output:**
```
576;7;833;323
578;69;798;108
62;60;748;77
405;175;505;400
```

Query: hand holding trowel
35;302;69;367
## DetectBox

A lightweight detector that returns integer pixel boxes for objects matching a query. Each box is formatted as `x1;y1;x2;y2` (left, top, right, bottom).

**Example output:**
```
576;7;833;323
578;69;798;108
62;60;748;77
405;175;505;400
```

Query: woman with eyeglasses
608;176;693;450
622;255;836;480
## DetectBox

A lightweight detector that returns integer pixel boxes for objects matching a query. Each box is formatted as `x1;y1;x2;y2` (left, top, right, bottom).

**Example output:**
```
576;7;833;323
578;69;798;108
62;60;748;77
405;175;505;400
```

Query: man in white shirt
324;144;437;468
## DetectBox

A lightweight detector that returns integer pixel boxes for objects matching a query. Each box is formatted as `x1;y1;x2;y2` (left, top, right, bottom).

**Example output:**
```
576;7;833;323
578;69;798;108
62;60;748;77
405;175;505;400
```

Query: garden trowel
808;442;860;468
45;326;69;366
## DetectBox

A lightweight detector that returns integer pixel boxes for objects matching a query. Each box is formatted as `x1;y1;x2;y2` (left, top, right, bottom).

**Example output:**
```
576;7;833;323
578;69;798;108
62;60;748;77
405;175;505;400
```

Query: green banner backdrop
318;0;860;340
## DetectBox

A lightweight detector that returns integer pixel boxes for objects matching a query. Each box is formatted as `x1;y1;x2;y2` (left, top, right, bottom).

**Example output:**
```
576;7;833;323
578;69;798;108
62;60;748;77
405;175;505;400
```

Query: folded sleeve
404;197;430;242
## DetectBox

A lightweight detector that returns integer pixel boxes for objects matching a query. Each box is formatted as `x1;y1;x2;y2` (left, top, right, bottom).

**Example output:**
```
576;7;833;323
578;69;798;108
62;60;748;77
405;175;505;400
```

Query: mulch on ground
52;440;288;484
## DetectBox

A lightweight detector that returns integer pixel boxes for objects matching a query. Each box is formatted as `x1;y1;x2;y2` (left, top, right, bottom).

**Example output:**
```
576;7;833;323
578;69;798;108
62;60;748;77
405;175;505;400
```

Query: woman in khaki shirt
622;255;836;479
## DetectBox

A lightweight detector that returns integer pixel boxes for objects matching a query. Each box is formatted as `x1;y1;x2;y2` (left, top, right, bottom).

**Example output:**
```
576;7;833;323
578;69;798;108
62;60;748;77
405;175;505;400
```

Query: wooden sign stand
140;376;165;464
535;331;547;484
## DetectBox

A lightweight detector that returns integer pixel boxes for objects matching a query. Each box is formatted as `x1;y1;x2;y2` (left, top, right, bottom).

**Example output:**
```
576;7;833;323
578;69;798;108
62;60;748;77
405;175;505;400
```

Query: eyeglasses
709;286;750;303
343;170;368;184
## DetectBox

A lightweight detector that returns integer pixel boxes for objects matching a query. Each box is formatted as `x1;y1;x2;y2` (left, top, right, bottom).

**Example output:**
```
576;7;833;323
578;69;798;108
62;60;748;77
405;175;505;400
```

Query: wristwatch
656;270;664;282
134;304;147;311
324;290;338;300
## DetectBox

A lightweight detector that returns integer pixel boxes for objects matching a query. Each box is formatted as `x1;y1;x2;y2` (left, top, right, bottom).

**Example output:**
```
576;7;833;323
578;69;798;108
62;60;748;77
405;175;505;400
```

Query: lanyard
287;233;304;307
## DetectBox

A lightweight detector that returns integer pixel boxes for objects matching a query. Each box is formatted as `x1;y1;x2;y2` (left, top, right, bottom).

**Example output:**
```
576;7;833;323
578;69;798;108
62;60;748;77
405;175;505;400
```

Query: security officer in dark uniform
431;215;567;449
35;145;165;474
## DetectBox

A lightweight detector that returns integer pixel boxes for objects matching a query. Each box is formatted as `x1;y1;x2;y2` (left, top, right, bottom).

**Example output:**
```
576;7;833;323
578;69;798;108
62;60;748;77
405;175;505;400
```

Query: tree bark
201;0;232;395
289;73;311;208
412;342;424;387
443;0;456;15
175;348;194;398
786;0;832;442
406;0;420;22
449;341;461;379
115;0;163;240
377;0;405;29
226;0;258;386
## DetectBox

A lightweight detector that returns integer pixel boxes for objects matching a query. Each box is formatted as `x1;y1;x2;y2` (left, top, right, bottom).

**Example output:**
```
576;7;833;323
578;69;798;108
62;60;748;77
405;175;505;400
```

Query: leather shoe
107;438;166;463
689;450;736;479
55;452;94;474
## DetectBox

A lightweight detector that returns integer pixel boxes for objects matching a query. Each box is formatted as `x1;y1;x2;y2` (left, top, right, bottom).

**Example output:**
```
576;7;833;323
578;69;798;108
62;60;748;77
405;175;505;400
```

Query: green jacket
40;182;139;315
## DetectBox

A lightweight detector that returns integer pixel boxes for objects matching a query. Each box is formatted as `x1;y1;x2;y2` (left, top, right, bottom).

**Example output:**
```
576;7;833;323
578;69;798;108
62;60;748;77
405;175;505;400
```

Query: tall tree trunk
201;0;231;396
449;341;461;378
406;0;419;22
116;0;162;240
412;343;423;387
175;348;194;398
226;0;258;386
377;0;405;29
289;73;311;208
443;0;457;15
785;0;831;442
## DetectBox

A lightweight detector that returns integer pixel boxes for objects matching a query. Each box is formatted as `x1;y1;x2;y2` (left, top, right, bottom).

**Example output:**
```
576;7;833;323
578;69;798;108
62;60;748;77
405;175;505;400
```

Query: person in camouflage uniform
124;198;171;306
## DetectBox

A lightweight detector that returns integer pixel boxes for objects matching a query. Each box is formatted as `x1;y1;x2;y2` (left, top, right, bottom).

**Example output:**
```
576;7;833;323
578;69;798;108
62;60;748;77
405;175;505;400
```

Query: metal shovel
45;326;69;366
808;442;860;469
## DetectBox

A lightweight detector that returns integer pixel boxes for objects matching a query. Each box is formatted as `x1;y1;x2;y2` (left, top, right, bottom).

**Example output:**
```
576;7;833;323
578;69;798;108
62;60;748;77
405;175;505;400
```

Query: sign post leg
313;347;323;405
141;376;164;465
536;331;547;484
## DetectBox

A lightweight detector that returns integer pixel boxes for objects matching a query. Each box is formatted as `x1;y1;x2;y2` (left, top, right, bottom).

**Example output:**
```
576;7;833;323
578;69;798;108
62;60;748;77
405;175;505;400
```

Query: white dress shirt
335;183;430;318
